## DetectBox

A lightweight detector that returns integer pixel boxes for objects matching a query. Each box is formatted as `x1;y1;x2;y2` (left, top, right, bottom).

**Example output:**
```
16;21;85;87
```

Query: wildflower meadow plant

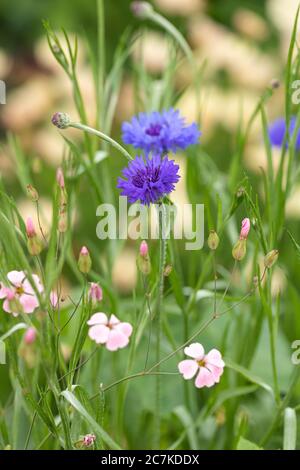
1;0;300;454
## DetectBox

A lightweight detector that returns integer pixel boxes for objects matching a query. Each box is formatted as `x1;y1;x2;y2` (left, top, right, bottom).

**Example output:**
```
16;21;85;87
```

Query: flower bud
75;433;96;449
26;184;39;202
139;240;148;257
56;167;65;189
58;206;68;233
270;78;280;89
264;249;279;269
208;230;219;250
51;112;71;129
240;218;250;240
88;283;103;303
24;327;37;345
131;1;153;17
26;219;42;255
82;434;96;447
50;291;59;309
232;239;247;261
26;217;36;238
78;246;92;274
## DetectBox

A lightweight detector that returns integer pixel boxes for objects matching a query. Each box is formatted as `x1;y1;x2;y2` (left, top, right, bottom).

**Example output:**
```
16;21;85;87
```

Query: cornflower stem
154;206;167;449
69;122;132;162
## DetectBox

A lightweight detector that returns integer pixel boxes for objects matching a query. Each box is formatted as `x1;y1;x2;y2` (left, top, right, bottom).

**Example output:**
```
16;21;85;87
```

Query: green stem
154;206;167;449
69;122;132;162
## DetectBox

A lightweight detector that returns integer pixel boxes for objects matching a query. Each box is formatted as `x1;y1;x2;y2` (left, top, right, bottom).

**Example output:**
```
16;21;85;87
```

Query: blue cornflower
117;154;180;205
122;108;200;153
268;116;300;150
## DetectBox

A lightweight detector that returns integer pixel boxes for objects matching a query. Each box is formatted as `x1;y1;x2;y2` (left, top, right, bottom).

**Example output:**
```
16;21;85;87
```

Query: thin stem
217;260;237;312
36;201;47;244
69;122;132;162
143;276;153;371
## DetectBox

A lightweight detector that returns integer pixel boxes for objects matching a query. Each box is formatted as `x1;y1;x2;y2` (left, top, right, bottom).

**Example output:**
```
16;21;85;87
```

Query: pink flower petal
88;324;110;344
205;349;225;368
19;294;39;313
87;312;108;326
184;343;205;360
31;274;44;293
0;283;8;299
2;299;12;313
206;364;224;383
115;322;133;338
22;279;35;295
109;314;120;326
2;299;19;317
178;359;199;379
7;270;26;286
106;329;129;351
195;367;217;388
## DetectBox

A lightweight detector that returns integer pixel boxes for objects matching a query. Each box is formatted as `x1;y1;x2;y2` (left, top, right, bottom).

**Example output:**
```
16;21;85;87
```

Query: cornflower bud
51;112;71;129
131;1;153;17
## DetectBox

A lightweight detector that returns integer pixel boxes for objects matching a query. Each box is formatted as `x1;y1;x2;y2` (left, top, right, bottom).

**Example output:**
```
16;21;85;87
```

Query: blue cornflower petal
268;116;300;150
117;154;180;205
122;108;200;153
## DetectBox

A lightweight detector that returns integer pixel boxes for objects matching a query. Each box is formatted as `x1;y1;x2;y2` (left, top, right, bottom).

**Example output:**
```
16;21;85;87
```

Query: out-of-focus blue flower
122;109;200;153
117;154;180;205
268;116;300;150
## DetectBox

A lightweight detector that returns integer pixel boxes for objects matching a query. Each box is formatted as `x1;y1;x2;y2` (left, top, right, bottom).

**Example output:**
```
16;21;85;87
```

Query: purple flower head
117;154;180;205
268;116;300;150
122;108;200;153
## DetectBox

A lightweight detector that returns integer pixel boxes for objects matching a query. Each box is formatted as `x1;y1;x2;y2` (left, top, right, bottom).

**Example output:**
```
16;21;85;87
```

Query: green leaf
173;406;199;450
236;437;262;451
61;390;121;450
225;358;274;397
283;407;297;450
0;323;27;341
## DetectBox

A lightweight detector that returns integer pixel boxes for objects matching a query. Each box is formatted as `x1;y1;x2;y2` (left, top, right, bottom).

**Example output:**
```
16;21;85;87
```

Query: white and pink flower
87;313;132;351
178;343;225;389
0;270;43;317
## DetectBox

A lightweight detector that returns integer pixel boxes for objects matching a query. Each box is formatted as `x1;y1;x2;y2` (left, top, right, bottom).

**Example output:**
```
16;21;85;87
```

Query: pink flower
88;283;103;303
26;218;36;238
87;313;133;351
139;240;148;257
178;343;225;389
24;327;37;345
0;270;43;317
240;218;250;240
82;433;96;447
